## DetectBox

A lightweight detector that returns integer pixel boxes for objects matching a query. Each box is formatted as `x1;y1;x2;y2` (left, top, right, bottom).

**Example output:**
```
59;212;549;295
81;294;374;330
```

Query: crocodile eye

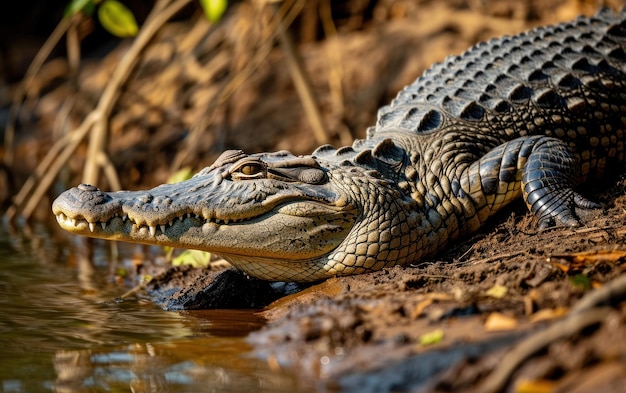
230;160;267;180
240;164;263;176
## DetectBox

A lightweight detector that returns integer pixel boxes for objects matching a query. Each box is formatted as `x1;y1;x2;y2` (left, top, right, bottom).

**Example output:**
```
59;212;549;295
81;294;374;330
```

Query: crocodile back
372;8;626;176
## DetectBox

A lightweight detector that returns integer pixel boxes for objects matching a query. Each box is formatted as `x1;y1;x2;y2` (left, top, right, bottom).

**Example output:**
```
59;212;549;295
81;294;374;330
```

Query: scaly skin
54;9;626;281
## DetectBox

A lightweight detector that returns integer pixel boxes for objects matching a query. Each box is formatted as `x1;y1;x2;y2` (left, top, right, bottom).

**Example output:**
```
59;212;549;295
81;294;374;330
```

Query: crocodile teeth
71;218;77;227
160;225;166;234
101;221;107;230
88;222;95;232
149;226;157;237
122;214;128;222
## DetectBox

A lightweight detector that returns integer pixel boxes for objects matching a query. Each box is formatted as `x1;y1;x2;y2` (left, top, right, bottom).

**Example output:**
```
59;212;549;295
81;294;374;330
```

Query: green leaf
98;0;139;37
199;0;228;23
65;0;95;17
115;267;127;278
172;250;212;268
418;329;444;346
569;274;592;290
167;167;194;184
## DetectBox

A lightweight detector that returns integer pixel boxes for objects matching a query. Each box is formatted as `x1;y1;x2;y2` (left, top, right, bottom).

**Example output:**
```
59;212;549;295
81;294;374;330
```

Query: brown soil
248;176;626;392
5;0;626;391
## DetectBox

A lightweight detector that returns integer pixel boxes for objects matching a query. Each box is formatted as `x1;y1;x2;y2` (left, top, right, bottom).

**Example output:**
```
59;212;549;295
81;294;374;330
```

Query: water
0;223;315;392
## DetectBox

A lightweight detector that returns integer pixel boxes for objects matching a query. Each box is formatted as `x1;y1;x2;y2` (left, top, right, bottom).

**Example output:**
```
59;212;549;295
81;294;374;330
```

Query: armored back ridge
54;9;626;281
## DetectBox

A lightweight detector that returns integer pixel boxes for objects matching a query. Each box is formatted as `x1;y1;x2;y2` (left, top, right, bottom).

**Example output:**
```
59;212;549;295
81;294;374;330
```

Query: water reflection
0;223;314;392
52;338;298;393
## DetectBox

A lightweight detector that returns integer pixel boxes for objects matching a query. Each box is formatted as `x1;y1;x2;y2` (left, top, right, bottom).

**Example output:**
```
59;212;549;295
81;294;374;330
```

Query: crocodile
53;8;626;282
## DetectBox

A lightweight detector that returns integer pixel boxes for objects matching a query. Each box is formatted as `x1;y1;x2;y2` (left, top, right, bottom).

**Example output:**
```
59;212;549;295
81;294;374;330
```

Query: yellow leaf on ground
172;249;211;268
486;284;508;299
484;312;518;331
418;329;444;346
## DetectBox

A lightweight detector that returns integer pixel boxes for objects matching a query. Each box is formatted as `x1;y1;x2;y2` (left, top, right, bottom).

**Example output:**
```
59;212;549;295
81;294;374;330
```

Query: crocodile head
52;140;425;281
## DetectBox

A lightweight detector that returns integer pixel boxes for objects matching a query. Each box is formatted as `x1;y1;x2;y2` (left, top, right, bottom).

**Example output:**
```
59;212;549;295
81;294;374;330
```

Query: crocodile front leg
458;136;600;229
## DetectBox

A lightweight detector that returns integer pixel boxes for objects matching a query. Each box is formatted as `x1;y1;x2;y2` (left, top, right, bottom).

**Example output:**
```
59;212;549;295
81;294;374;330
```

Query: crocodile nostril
78;184;98;191
153;196;173;206
138;194;153;204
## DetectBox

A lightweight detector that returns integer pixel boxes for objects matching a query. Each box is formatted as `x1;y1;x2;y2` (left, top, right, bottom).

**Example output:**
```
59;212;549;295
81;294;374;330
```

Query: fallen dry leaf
514;379;557;393
406;293;454;319
484;312;518;331
529;307;568;323
548;250;626;273
408;298;434;319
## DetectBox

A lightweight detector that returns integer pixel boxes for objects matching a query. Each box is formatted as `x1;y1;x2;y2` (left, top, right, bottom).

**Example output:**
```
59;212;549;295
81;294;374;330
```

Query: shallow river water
0;223;316;392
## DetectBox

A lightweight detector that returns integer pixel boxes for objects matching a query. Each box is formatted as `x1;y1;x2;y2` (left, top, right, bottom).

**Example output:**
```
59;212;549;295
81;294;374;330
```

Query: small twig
319;0;351;146
83;0;193;185
66;19;81;77
4;15;74;166
5;112;98;221
463;251;526;266
120;282;148;299
319;0;343;112
276;12;329;145
519;223;618;237
558;225;620;236
453;243;478;263
171;0;308;171
21;114;100;219
10;125;82;213
96;151;122;191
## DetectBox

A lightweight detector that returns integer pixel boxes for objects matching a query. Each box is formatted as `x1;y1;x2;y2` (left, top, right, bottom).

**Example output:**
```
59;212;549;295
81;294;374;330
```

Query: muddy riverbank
144;174;626;391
